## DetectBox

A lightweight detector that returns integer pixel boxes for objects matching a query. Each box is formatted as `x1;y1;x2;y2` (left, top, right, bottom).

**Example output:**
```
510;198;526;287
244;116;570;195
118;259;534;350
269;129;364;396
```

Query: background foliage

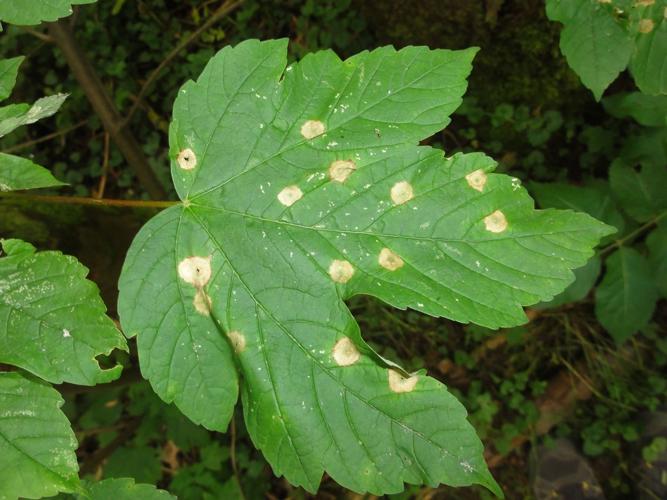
0;0;665;498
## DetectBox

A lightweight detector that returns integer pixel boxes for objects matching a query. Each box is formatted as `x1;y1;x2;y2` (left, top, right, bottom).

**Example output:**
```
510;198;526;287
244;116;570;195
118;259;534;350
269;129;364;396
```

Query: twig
0;192;177;209
21;26;53;43
1;120;88;154
599;210;667;257
79;417;141;475
94;132;111;199
230;414;246;499
122;0;244;126
48;19;167;199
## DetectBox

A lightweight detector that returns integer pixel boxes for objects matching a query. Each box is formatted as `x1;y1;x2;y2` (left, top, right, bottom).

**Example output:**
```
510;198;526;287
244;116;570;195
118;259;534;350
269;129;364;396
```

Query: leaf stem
0;192;178;209
599;210;667;256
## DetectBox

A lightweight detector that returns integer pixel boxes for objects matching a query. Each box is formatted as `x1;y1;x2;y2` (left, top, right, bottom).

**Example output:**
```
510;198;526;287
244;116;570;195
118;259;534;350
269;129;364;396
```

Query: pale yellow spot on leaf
227;330;246;353
635;0;655;6
378;248;404;271
484;210;508;233
329;259;354;284
177;148;197;170
388;369;418;393
193;290;212;316
328;160;356;182
300;120;326;139
465;169;487;192
639;18;655;33
390;181;414;205
178;256;212;287
332;337;360;366
277;185;303;207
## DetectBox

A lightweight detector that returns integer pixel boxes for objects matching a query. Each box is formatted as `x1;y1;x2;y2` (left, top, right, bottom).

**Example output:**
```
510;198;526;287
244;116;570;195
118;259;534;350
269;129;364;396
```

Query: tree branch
47;20;168;200
0;192;177;209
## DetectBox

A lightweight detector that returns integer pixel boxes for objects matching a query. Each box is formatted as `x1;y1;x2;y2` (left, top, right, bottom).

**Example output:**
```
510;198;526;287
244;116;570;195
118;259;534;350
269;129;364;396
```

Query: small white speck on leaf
388;369;418;393
484;210;508;233
227;330;246;353
390;181;414;205
277;185;303;207
300;120;326;139
332;337;360;366
177;148;197;170
62;329;71;338
639;18;655;33
378;248;404;271
465;169;487;192
178;256;212;287
329;160;356;182
328;259;354;283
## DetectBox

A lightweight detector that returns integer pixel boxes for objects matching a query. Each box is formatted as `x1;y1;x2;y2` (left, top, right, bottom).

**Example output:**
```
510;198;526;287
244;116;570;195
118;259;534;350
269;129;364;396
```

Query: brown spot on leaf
465;169;487;192
277;185;303;207
388;369;418;393
300;120;326;139
639;18;655;33
178;256;212;287
483;210;508;233
390;181;414;205
227;330;246;353
329;160;356;183
328;259;354;284
177;148;197;170
332;337;360;366
378;248;404;271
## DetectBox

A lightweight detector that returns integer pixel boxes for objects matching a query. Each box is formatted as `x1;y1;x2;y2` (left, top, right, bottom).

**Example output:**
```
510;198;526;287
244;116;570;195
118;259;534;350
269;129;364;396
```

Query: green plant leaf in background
603;92;667;127
0;238;128;385
0;371;81;499
118;39;612;496
547;0;667;99
0;56;67;191
0;55;23;100
647;223;667;298
78;478;175;500
595;247;659;343
609;160;667;222
546;0;633;101
0;153;66;191
0;0;96;26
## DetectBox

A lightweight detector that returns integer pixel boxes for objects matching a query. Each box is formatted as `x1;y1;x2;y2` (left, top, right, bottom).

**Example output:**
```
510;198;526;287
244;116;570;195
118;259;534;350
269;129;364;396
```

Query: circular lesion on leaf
328;159;356;183
227;330;246;353
387;369;418;393
332;337;360;366
638;18;655;33
328;259;355;284
178;256;212;287
378;248;404;271
483;210;508;233
465;169;487;192
177;148;197;170
300;119;326;139
390;181;414;205
277;185;303;207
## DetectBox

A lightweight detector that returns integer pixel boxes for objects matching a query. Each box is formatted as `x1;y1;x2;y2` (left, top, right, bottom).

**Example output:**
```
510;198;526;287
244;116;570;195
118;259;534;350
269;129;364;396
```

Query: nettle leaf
609;160;667;222
79;478;175;500
119;39;612;495
0;55;23;101
0;153;67;192
546;0;633;101
603;92;667;127
0;371;81;499
0;93;68;138
0;0;96;26
595;247;658;343
546;0;667;99
0;239;128;385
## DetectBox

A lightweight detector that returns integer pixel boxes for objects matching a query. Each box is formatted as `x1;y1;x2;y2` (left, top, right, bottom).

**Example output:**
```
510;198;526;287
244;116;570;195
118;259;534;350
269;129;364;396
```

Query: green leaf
103;446;162;484
119;39;613;496
609;161;667;222
0;0;96;26
0;56;24;101
602;92;667;127
0;93;68;138
530;180;623;243
80;478;174;499
595;247;659;343
647;224;667;298
538;256;601;308
0;153;67;191
628;0;667;95
0;238;128;385
0;371;81;499
546;0;633;100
